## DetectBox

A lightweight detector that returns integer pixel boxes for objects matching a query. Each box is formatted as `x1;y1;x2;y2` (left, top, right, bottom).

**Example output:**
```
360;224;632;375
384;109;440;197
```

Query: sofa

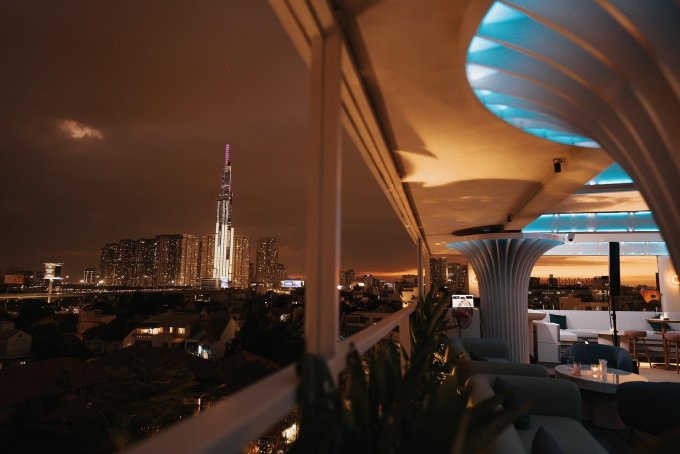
449;337;549;379
534;310;680;363
466;374;607;454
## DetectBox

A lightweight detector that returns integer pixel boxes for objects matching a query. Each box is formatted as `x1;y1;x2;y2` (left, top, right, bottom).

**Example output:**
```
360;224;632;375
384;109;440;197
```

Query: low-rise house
124;312;201;349
76;309;116;335
0;329;31;362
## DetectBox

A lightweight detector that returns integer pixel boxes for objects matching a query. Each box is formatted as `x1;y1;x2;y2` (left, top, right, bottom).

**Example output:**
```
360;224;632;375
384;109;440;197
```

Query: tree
91;357;197;450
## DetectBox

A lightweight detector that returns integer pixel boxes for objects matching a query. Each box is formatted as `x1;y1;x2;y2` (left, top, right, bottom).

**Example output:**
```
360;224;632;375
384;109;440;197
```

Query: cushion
559;330;578;343
495;377;530;430
549;314;567;330
648;314;674;332
519;415;607;454
469;350;487;361
532;427;563;454
449;337;470;361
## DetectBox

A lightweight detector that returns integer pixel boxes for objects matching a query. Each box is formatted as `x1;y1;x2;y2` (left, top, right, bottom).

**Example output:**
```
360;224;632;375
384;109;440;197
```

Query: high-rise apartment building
214;144;235;288
100;243;120;286
276;263;287;286
447;262;468;293
256;237;279;288
232;235;250;288
199;234;215;280
134;237;158;287
430;257;447;290
156;235;182;286
340;269;355;288
178;234;199;286
99;235;198;287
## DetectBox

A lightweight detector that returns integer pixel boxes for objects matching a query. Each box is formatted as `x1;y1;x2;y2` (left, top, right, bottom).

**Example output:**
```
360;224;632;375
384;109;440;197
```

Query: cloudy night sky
0;1;658;285
0;1;421;280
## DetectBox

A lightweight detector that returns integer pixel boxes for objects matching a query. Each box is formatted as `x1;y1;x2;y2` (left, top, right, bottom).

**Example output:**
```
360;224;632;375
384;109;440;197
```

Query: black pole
609;242;621;347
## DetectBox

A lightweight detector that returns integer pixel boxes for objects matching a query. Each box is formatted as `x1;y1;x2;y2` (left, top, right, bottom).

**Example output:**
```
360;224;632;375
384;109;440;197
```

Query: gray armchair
564;343;633;372
617;382;680;436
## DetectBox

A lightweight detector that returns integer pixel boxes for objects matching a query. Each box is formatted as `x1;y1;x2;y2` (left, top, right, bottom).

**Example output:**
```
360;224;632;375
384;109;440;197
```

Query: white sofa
533;310;680;363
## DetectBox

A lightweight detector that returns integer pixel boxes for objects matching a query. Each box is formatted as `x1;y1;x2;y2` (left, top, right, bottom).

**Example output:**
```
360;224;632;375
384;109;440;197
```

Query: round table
555;364;647;429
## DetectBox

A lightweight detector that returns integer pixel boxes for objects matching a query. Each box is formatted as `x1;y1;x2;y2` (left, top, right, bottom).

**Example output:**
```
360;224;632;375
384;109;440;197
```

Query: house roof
144;312;201;327
93;345;216;380
0;329;28;340
0;358;98;408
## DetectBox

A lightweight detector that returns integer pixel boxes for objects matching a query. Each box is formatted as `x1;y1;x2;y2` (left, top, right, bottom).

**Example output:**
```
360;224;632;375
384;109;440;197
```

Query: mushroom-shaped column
449;233;563;363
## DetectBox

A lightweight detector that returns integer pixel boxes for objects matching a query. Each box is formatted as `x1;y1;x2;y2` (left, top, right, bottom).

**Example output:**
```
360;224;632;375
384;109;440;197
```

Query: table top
645;319;680;323
554;364;648;394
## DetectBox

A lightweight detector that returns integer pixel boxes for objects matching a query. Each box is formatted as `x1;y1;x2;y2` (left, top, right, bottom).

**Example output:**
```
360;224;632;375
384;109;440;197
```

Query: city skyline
0;1;663;286
0;1;416;281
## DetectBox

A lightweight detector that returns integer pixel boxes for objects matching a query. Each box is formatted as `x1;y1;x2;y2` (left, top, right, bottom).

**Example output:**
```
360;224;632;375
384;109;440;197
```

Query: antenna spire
225;144;231;164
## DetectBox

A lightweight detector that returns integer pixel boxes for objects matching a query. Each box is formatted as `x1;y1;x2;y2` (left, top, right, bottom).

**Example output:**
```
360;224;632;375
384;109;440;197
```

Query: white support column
451;233;563;363
304;28;342;358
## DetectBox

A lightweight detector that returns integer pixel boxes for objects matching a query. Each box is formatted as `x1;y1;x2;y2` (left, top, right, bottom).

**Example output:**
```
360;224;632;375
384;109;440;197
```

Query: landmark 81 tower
214;144;235;288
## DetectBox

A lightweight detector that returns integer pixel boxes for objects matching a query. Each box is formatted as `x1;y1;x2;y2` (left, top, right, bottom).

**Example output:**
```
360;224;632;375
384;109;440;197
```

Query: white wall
658;256;680;311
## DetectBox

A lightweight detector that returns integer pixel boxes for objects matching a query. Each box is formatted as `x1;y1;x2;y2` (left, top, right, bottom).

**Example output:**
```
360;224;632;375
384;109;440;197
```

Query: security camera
506;215;513;223
567;233;575;242
553;158;564;173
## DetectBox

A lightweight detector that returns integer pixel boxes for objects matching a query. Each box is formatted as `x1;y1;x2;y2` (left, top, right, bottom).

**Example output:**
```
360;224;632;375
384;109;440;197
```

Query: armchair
564;343;634;372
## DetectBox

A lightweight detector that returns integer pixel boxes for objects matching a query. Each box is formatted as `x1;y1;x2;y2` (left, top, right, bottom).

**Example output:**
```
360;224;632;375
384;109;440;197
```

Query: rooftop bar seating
466;374;607;454
449;337;550;379
563;343;634;372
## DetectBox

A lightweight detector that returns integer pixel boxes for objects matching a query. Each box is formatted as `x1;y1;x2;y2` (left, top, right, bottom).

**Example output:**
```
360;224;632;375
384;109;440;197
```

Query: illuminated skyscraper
256;237;278;288
214;144;235;288
232;235;250;288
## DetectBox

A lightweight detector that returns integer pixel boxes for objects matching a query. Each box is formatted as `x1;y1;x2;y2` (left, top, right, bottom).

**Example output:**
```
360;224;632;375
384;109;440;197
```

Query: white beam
305;27;342;358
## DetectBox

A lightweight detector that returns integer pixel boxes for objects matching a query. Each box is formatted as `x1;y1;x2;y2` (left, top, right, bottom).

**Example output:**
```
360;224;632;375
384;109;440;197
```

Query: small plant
291;289;524;453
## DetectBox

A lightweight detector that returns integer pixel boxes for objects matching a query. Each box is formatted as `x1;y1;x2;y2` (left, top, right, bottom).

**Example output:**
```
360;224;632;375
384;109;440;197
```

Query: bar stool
664;332;680;374
622;330;651;368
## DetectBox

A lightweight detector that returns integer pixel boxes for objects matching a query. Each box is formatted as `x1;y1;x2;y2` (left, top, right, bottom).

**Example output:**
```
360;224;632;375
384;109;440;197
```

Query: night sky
0;1;416;280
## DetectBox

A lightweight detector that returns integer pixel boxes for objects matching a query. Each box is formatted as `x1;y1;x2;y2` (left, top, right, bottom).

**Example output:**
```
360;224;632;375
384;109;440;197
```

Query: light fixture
671;274;679;285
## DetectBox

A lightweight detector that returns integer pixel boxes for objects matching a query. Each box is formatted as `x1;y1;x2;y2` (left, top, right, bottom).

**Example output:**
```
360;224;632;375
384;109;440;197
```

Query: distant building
276;263;287;286
134;237;158;287
199;233;216;280
232;235;250;288
83;268;96;285
340;269;355;289
256;237;279;288
214;144;235;288
178;234;199;286
447;263;468;292
362;274;375;288
430;257;447;290
100;243;120;286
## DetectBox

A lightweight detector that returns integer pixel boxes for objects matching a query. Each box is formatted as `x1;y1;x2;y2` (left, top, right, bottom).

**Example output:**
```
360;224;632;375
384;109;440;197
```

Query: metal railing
129;304;415;454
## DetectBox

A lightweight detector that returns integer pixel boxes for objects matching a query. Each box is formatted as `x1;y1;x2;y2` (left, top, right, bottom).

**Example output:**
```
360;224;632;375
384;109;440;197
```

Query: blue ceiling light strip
466;1;600;148
522;211;659;233
585;163;634;185
544;241;668;256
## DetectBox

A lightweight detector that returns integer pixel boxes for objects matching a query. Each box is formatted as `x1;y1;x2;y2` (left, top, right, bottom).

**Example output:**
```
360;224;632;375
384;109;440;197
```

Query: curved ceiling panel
467;2;600;148
465;0;680;269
